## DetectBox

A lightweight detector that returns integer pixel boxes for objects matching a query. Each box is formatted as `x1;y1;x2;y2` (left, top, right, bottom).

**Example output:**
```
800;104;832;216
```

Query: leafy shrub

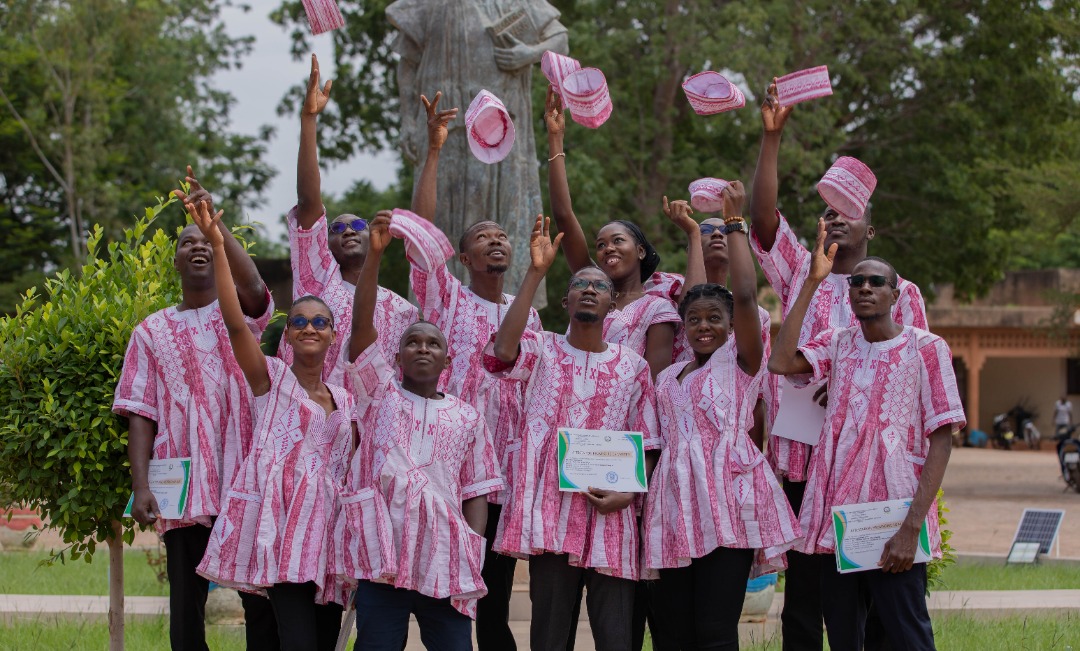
928;488;956;592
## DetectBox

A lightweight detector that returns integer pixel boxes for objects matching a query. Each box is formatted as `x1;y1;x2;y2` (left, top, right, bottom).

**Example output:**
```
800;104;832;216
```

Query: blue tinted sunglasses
329;218;368;235
288;315;333;331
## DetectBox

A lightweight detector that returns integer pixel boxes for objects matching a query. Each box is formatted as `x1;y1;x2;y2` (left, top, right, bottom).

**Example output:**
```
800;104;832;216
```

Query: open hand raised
184;201;225;249
173;165;214;214
303;54;332;117
808;218;838;283
529;213;564;273
544;85;566;136
421;92;458;151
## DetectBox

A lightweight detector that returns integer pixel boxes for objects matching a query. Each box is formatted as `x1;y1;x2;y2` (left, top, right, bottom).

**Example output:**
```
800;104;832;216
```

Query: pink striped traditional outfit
389;211;540;504
280;208;418;388
643;338;802;575
751;212;927;480
197;358;353;605
599;292;679;357
113;298;273;534
796;326;966;556
333;344;504;618
484;331;659;580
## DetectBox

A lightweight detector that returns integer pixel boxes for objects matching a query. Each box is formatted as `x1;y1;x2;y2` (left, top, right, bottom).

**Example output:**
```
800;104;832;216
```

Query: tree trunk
108;520;124;651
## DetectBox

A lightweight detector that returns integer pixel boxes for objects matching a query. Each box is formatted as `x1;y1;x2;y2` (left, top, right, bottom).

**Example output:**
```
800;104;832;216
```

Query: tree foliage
272;0;1080;318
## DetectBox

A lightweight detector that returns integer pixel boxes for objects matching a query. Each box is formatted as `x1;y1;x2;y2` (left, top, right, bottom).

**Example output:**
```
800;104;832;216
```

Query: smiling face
174;224;214;286
285;298;335;359
682;296;732;356
396;321;450;384
699;217;729;269
595;222;644;283
458;221;511;275
327;214;370;269
848;259;899;321
562;267;615;323
822;205;875;254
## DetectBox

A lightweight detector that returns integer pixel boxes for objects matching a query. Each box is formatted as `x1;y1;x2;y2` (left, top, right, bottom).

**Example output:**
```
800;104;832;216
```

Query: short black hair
854;256;897;287
400;318;447;346
565;265;613;297
607;220;660;282
678;283;734;320
289;295;335;328
458;220;503;252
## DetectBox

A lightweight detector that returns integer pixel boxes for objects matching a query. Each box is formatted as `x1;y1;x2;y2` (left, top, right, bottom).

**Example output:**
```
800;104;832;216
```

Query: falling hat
688;178;730;213
465;90;516;164
541;51;582;93
682;72;746;115
561;68;613;129
301;0;345;35
817;157;877;219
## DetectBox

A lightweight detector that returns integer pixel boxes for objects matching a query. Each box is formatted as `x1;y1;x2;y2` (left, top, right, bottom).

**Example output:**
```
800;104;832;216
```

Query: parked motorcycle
1056;425;1080;493
992;412;1016;450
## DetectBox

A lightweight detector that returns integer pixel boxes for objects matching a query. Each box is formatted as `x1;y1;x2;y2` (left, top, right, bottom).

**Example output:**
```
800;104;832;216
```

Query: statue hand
493;35;538;72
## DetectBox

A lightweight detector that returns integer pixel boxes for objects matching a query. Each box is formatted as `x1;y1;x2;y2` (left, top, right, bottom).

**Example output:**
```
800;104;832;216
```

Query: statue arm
395;35;422;165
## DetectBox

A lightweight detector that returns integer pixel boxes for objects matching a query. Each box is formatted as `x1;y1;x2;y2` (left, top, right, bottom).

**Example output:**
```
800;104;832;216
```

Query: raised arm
174;169;269;318
349;211;394;361
492;214;563;363
748;80;792;252
723;182;763;375
768;219;836;376
410;92;458;222
545;86;591;272
185;201;270;395
662;196;704;299
297;54;332;229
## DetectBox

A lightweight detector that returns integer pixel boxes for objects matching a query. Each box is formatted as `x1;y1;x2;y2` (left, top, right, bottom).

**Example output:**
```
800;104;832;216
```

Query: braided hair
678;283;734;321
610;220;661;282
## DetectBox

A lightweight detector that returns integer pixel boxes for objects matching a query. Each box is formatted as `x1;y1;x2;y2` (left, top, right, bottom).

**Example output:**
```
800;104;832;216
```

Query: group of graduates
115;54;966;651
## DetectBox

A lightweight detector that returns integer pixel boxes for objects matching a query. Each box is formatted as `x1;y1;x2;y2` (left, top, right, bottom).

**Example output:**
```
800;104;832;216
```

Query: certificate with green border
123;458;191;520
557;429;647;493
831;498;932;573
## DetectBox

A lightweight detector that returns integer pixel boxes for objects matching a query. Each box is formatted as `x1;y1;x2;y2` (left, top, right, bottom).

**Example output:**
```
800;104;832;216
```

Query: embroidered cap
301;0;345;35
688;178;730;213
682;72;746;115
817;156;877;219
465;90;517;164
541;51;582;93
561;68;613;129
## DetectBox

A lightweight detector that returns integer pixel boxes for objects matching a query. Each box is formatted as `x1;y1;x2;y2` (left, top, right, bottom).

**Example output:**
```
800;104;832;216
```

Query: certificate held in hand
123;458;191;521
558;428;647;493
831;498;932;573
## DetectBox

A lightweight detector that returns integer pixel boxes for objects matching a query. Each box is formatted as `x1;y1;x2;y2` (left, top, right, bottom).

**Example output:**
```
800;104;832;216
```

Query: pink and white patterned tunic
333;343;504;618
389;210;541;504
597;291;680;359
795;326;965;556
750;212;928;481
113;298;272;535
485;331;659;580
643;339;801;576
280;207;418;388
197;357;354;605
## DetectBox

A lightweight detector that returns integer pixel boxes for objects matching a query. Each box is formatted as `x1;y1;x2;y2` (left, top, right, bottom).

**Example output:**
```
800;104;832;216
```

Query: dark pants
162;525;280;651
353;581;472;651
631;579;679;651
656;546;755;651
820;562;935;651
530;552;636;651
266;581;344;651
780;480;824;651
476;503;518;650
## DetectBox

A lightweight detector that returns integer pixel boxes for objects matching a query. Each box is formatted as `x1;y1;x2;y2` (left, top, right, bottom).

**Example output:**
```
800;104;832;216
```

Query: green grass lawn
0;549;167;597
937;562;1080;591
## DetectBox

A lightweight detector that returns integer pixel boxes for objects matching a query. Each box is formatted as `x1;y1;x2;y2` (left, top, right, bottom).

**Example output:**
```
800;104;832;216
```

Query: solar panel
1010;508;1065;556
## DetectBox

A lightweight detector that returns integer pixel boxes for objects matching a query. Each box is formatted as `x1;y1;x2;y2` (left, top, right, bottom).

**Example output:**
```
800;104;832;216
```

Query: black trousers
820;562;935;651
530;552;636;651
780;480;824;651
266;581;344;651
476;502;519;650
162;525;280;651
656;546;755;651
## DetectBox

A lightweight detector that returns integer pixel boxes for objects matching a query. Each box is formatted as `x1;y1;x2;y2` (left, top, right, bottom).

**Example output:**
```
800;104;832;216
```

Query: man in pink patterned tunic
113;172;277;651
486;215;659;651
748;81;927;651
769;222;964;651
403;98;543;650
279;54;419;386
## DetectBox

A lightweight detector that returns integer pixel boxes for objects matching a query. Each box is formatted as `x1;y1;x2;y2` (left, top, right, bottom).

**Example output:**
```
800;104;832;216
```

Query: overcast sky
214;4;398;241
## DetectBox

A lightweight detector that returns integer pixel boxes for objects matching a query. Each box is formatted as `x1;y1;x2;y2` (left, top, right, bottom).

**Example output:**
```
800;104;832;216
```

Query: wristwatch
723;220;749;235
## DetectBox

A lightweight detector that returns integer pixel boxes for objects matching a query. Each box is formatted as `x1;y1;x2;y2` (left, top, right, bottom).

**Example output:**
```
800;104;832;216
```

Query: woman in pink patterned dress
334;211;503;650
186;202;352;651
642;181;801;650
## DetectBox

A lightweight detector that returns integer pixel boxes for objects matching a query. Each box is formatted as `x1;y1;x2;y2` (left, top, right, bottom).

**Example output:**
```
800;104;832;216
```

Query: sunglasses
846;274;893;289
699;223;724;235
329;218;368;235
288;315;333;331
568;277;614;294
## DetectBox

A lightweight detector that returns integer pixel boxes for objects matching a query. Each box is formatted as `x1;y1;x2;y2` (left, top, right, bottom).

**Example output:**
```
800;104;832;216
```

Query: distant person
769;221;966;650
1055;395;1073;438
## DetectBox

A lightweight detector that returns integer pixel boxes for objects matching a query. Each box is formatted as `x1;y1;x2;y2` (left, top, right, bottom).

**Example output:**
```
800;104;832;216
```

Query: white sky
214;4;398;242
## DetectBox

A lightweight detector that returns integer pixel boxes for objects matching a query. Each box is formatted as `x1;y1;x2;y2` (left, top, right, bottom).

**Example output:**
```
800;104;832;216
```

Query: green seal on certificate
557;428;647;493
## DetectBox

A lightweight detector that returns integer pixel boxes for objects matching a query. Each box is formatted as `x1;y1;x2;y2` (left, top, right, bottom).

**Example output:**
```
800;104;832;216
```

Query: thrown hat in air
682;72;746;115
818;157;877;219
541;51;582;93
302;0;344;34
561;68;613;129
465;90;516;164
688;178;730;213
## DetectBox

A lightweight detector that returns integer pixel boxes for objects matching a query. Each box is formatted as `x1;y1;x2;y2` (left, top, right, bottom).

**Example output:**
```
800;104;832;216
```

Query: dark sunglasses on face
846;274;892;289
288;315;333;331
569;277;614;294
329;218;368;235
699;223;724;235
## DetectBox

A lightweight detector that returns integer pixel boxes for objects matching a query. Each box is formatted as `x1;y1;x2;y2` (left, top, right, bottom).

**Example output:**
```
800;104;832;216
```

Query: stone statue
387;0;569;302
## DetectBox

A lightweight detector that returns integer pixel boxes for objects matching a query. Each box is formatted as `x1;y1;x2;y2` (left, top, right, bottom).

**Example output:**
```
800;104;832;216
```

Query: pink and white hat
541;51;582;93
682;72;746;115
465;90;516;164
561;68;613;129
688;178;730;213
301;0;345;35
818;156;877;219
